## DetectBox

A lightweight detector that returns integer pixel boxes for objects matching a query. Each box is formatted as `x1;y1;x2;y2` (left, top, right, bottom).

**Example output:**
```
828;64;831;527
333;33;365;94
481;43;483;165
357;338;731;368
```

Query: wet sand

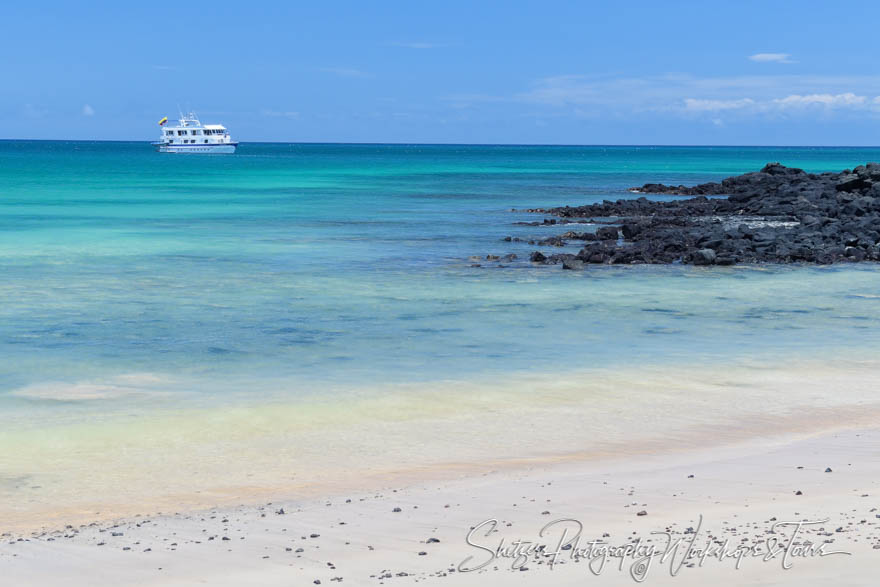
4;356;880;533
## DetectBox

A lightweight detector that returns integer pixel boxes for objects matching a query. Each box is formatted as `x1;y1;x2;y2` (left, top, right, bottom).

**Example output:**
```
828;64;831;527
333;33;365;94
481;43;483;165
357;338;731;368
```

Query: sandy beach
3;427;878;585
3;359;880;585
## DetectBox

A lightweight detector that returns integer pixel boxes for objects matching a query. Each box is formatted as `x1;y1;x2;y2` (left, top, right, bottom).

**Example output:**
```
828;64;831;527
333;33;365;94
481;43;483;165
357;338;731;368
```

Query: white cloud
683;93;872;116
82;104;95;116
513;73;880;118
684;98;755;112
773;93;866;108
317;67;372;78
748;53;795;64
438;72;880;127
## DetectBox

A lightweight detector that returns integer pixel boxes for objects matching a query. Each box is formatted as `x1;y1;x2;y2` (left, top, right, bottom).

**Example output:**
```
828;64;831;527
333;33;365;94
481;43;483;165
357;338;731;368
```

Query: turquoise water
3;142;880;409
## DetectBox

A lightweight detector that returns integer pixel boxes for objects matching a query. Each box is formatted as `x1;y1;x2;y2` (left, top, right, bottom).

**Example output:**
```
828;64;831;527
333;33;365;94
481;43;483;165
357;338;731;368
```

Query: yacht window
192;130;200;135
204;139;208;143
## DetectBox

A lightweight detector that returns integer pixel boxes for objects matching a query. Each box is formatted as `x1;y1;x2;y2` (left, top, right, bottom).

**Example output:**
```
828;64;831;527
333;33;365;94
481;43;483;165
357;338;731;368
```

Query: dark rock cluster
523;162;880;266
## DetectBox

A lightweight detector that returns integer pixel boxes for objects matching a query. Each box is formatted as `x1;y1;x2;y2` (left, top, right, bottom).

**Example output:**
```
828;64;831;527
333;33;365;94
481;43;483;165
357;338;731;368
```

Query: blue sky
4;0;880;144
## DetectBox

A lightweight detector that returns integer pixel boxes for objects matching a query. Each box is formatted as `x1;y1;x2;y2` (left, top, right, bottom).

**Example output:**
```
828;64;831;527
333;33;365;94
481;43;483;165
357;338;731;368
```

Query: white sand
3;425;879;586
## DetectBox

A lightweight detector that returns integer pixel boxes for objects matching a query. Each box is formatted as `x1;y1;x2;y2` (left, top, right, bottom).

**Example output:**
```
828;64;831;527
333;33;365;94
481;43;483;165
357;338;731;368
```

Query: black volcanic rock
692;249;717;265
596;226;619;241
517;162;880;267
631;181;727;196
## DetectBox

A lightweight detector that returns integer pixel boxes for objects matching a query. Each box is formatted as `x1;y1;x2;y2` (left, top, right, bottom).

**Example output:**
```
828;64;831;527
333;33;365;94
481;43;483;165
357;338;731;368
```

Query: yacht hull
155;143;237;154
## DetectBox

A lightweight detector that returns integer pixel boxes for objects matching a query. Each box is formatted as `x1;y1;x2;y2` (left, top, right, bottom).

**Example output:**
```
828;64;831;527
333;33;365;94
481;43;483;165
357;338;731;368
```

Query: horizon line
3;139;880;149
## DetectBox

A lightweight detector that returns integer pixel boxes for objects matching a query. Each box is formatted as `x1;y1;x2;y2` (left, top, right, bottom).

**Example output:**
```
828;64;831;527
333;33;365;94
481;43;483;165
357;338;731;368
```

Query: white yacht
154;112;238;153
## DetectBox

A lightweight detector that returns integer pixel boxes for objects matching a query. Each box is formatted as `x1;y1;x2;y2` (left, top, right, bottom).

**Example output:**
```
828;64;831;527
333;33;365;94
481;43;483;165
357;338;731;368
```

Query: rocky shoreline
517;162;880;267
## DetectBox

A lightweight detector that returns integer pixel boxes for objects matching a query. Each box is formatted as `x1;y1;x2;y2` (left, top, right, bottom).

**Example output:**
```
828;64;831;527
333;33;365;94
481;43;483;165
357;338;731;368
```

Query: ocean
3;142;880;524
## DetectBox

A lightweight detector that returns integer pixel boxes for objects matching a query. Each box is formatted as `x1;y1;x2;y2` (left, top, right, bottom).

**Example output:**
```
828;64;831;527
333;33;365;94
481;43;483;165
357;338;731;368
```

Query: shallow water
3;143;880;401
